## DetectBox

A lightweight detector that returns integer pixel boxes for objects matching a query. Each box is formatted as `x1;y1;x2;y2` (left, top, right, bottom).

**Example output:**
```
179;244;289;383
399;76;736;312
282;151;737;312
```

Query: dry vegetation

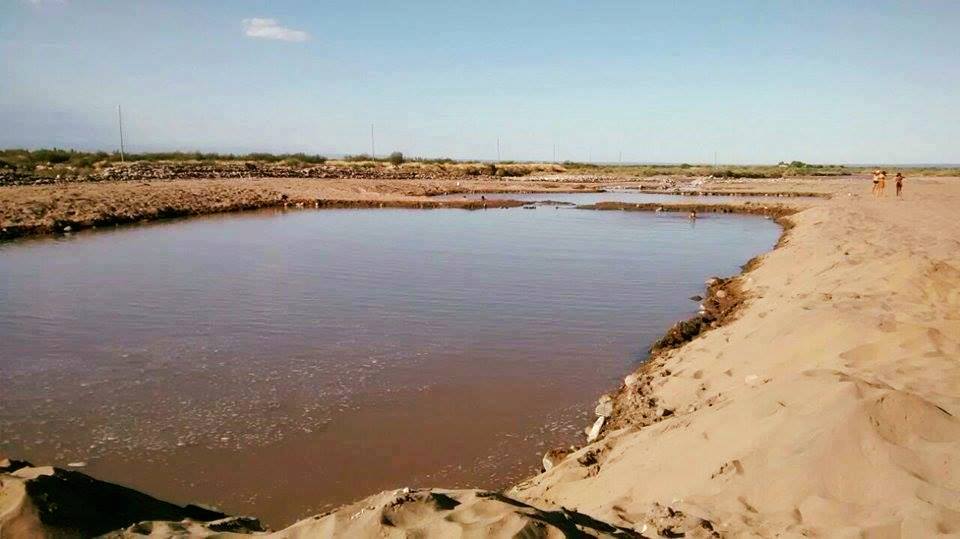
563;161;849;178
3;149;957;185
329;160;565;177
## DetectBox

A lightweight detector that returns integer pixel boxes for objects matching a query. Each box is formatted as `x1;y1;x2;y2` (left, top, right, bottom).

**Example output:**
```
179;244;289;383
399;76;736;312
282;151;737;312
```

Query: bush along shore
0;158;567;186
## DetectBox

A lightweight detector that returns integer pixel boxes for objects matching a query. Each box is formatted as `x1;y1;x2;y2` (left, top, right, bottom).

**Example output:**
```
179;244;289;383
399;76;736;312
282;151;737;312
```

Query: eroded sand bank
3;175;958;537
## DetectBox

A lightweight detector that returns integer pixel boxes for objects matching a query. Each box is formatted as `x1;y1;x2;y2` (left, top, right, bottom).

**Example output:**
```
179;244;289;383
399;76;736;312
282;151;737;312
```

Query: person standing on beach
872;169;881;196
878;170;887;197
895;173;904;196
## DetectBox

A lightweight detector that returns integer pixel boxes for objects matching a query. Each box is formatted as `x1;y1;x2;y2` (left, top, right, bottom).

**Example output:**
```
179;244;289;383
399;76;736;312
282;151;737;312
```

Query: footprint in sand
737;496;759;513
877;314;898;332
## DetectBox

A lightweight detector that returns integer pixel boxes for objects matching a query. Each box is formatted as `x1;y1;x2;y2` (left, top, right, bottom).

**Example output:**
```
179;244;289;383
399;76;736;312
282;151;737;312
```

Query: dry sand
3;174;958;537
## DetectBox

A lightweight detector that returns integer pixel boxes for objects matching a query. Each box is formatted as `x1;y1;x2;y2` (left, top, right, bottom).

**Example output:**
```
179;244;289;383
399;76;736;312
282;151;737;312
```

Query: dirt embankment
0;172;831;241
0;176;597;241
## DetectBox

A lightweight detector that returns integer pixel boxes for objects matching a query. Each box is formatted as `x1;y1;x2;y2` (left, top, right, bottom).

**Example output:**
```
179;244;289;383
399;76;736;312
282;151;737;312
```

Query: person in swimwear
872;169;881;196
878;170;887;197
895;172;904;197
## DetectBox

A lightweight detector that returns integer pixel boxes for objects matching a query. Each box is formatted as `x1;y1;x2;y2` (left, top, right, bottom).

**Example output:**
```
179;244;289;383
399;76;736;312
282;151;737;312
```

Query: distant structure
117;105;125;162
370;124;375;159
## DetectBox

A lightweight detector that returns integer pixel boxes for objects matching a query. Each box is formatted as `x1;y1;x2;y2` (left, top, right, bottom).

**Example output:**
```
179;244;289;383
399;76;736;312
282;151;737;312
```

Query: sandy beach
2;172;959;537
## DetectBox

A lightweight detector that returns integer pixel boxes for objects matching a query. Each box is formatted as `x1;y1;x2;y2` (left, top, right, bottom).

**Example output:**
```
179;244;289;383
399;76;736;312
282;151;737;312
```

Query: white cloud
242;18;309;42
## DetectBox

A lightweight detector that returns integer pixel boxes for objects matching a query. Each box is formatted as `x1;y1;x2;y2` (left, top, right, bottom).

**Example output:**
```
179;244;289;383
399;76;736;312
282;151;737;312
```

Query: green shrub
32;148;72;164
413;156;456;164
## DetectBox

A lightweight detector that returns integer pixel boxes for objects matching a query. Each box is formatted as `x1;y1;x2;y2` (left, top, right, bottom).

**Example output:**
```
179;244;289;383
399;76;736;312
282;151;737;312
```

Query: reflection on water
434;191;814;205
0;205;779;526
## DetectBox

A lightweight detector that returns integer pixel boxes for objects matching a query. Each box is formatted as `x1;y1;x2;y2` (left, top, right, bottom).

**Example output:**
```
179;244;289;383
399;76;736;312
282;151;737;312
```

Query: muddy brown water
0;205;779;527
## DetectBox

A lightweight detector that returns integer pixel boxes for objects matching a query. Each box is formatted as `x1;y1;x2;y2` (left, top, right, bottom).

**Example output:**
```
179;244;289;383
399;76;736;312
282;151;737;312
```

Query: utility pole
117;105;125;162
370;124;375;159
619;150;622;165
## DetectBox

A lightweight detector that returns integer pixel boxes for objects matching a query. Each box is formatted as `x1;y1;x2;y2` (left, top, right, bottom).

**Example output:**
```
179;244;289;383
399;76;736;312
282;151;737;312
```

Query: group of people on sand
872;169;904;197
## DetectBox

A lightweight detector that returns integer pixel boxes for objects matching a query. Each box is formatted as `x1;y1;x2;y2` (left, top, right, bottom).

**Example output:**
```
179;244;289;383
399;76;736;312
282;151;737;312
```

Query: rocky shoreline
0;161;571;187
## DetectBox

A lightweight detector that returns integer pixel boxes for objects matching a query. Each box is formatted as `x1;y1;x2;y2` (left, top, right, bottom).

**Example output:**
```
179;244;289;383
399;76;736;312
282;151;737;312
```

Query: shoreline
0;175;796;533
0;204;787;536
576;215;796;446
5;174;956;536
0;174;817;242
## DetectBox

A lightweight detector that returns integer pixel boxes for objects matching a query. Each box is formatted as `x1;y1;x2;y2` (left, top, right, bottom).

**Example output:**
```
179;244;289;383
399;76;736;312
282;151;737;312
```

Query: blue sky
2;1;958;164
